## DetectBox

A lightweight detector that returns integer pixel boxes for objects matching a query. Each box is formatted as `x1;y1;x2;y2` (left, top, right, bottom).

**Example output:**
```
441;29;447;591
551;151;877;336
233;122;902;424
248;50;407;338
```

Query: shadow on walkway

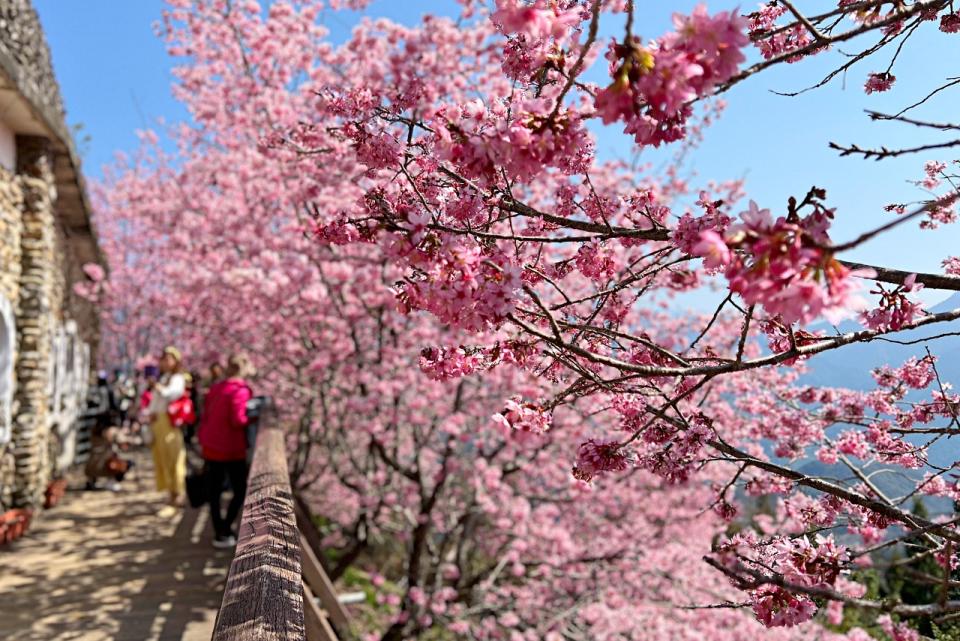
0;455;230;641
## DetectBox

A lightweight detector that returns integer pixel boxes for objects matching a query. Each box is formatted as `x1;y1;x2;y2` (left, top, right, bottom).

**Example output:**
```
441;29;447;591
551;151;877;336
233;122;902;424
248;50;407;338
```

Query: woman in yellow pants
149;346;187;506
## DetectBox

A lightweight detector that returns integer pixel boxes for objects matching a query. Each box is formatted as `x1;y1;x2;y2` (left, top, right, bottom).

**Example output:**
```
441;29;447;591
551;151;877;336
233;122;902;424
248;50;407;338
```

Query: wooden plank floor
0;452;231;641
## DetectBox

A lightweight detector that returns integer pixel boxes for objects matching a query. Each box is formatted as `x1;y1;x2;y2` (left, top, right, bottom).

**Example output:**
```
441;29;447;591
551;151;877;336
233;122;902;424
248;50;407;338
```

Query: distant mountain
795;292;960;473
735;294;960;532
801;292;960;391
795;459;955;516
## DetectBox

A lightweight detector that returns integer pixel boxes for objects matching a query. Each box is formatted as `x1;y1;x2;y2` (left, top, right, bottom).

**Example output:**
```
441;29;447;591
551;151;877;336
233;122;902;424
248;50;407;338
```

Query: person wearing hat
148;346;188;507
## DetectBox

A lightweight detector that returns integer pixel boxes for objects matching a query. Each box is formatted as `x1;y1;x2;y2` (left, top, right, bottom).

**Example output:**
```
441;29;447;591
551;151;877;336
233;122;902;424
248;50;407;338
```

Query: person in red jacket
198;353;254;548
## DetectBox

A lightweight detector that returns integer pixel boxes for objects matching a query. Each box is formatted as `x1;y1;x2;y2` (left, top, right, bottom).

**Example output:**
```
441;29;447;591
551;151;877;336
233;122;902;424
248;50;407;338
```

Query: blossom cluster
878;615;920;641
693;200;861;325
864;71;895;94
746;2;813;62
572;439;636;482
433;98;594;183
671;190;733;255
719;534;850;627
391;228;523;331
751;584;817;628
941;12;960;33
595;6;748;146
491;0;583;80
943;256;960;275
872;355;937;390
419;340;536;381
860;274;924;331
491;397;552;435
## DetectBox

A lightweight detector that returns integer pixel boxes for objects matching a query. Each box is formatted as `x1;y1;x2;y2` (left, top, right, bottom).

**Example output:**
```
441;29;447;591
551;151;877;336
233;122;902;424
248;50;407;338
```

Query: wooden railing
212;426;352;641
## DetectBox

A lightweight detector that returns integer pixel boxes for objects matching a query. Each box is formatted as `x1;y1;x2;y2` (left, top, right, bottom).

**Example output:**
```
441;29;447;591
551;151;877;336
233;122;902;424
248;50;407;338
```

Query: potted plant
0;508;32;545
44;478;67;509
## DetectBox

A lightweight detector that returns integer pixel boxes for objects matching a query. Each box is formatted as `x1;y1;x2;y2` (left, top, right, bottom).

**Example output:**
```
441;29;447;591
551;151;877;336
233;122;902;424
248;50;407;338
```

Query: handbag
168;394;196;429
185;462;208;508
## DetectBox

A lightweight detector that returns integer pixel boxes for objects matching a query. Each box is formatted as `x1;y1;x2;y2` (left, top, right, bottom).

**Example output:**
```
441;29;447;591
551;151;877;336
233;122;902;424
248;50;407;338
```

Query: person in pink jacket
198;353;254;548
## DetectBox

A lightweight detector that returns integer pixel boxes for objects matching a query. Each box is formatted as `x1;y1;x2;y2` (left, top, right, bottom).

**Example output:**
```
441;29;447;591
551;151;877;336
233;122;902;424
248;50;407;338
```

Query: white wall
0;120;15;172
0;295;15;444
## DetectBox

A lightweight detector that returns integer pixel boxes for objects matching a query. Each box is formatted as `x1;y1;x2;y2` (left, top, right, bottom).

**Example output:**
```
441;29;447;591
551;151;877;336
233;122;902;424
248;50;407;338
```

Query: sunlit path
0;453;231;641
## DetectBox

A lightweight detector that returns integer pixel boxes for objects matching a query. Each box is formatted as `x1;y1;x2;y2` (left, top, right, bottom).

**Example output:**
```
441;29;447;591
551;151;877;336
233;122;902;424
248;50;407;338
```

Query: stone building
0;0;103;511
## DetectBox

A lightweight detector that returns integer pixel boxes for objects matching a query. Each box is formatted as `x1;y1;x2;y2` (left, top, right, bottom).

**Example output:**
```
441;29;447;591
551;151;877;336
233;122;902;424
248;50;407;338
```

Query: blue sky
35;1;959;307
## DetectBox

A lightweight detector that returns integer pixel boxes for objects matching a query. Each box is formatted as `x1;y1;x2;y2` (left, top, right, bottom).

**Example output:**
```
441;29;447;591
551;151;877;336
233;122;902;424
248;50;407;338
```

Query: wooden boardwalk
0;454;231;641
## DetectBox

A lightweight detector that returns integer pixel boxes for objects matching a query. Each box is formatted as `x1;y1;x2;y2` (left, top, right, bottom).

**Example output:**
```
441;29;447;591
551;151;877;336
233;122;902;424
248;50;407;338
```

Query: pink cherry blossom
595;6;747;146
692;230;731;269
943;256;960;275
864;72;896;94
572;439;636;482
940;12;960;33
751;585;817;627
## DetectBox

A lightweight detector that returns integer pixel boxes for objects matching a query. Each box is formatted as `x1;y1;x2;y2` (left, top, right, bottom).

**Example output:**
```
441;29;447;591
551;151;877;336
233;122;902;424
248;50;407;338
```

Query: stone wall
0;0;67;135
0;165;22;305
11;136;55;507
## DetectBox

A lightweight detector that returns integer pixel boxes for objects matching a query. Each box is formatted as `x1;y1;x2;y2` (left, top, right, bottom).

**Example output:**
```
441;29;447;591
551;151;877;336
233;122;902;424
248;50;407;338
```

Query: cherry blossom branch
778;0;828;42
547;0;601;123
707;439;960;544
842;260;960;291
834;448;940;545
686;293;732;352
704;556;960;616
735;305;755;362
433;165;671;241
718;0;948;95
510;305;960;379
752;0;901;40
853;517;960;560
439;165;960;293
772;26;902;98
829;193;959;252
830;138;960;160
868;110;960;130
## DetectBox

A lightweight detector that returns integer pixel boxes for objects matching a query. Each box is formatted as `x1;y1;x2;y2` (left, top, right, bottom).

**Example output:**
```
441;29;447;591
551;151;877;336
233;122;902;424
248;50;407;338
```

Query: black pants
205;459;248;538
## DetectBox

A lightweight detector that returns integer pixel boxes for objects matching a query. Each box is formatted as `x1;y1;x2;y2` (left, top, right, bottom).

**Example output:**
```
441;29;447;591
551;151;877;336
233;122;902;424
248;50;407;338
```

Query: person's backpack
245;395;271;463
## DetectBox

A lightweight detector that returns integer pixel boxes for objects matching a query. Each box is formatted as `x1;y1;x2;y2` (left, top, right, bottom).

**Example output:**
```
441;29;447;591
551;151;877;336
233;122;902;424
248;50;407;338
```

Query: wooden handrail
213;427;306;640
213;421;353;641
